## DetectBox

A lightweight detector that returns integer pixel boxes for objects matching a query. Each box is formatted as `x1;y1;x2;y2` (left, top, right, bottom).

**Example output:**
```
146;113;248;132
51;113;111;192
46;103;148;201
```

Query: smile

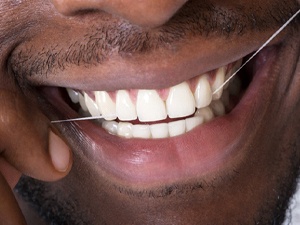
66;59;243;139
38;35;280;186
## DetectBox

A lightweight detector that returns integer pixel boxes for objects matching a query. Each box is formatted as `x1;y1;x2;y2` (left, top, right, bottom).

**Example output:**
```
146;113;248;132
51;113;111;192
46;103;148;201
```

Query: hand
0;90;72;225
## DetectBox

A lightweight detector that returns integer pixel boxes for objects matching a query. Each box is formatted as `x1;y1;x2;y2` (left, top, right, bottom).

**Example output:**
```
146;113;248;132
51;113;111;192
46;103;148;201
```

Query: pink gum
85;60;241;103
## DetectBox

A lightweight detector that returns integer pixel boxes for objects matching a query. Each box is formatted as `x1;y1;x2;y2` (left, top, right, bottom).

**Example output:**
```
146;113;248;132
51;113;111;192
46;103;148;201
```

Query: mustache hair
8;0;299;80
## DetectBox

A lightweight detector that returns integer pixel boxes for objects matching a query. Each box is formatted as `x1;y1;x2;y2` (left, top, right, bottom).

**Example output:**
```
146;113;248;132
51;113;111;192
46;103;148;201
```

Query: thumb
0;90;72;182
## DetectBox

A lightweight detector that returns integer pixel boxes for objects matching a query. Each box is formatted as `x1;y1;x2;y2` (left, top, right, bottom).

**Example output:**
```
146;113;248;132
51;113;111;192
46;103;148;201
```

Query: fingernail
49;129;71;172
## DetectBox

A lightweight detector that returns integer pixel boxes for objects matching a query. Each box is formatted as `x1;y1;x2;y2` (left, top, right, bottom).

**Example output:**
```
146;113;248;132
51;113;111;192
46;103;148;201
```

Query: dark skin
0;0;300;224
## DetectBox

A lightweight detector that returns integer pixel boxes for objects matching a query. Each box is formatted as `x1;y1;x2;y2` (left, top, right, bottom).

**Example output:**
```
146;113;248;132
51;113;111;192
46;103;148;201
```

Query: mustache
9;0;299;80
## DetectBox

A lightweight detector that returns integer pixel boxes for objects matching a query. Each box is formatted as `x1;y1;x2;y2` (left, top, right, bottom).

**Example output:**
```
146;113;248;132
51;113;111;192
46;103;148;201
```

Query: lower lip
46;46;278;186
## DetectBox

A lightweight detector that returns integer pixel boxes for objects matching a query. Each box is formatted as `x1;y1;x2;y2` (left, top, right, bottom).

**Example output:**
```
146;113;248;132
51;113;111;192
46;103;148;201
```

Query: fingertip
49;129;72;173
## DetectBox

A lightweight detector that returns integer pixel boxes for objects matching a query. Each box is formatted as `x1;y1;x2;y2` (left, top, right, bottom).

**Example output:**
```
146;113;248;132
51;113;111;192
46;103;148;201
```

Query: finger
0;90;72;182
0;173;27;225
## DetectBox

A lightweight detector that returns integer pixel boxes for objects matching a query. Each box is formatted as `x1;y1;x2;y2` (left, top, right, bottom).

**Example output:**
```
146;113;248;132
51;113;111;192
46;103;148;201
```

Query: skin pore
0;0;299;224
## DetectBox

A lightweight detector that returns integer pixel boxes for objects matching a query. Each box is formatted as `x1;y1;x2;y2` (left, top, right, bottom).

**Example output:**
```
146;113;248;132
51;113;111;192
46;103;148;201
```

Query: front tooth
185;116;204;132
168;120;186;137
67;88;79;103
150;123;169;139
117;122;133;138
84;93;100;117
132;125;151;139
166;82;195;118
95;91;117;120
79;93;88;111
194;75;212;109
116;90;137;121
136;90;167;122
212;66;226;100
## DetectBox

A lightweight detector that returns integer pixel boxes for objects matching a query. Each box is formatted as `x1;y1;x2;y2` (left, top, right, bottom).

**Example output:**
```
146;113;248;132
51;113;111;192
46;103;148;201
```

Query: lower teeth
102;105;213;139
101;97;228;139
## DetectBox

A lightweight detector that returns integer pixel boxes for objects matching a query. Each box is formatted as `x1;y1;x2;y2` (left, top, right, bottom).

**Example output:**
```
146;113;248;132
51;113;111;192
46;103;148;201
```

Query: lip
42;44;279;187
22;29;282;92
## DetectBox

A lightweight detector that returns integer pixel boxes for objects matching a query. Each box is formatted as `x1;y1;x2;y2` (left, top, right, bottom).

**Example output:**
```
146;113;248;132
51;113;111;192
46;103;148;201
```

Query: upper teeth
66;59;243;138
137;90;167;122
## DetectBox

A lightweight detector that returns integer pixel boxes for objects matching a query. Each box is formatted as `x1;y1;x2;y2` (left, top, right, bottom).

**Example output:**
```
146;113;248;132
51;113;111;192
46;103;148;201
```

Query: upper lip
16;32;283;92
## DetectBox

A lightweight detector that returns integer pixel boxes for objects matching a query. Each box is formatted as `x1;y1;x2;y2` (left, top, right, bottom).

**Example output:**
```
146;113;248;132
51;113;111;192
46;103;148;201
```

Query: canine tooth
67;88;79;103
95;91;117;121
102;121;118;135
195;107;214;122
212;66;226;100
84;93;100;117
79;93;88;111
136;90;167;122
132;125;151;139
194;75;213;109
166;82;195;118
116;90;137;121
117;122;133;138
150;123;169;139
168;120;186;137
185;116;204;132
210;100;225;116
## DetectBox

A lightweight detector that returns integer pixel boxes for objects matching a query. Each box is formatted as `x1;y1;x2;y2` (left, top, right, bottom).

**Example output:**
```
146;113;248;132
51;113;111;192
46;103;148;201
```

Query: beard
15;141;300;225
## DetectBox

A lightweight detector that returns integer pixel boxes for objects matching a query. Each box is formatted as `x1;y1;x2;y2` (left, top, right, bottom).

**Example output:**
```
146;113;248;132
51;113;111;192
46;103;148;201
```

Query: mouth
42;45;278;186
65;59;243;139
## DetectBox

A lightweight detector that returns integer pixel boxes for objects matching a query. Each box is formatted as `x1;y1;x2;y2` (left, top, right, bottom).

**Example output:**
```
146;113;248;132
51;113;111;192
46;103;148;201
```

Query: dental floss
212;8;300;95
51;115;113;123
51;9;299;124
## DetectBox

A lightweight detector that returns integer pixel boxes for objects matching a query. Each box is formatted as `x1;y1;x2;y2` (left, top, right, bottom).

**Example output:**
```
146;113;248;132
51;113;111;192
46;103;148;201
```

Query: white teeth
150;123;169;139
136;90;167;122
101;111;214;139
212;66;226;100
116;90;137;121
84;93;100;117
194;75;212;108
132;125;151;139
168;120;186;137
95;91;117;120
195;107;214;122
102;121;118;134
67;59;244;139
166;82;195;118
67;88;79;103
185;116;204;132
79;93;88;112
117;122;133;138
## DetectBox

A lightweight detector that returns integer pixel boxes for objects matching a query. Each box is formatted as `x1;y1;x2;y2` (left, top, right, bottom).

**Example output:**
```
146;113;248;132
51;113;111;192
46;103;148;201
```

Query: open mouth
42;44;277;185
64;59;244;139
